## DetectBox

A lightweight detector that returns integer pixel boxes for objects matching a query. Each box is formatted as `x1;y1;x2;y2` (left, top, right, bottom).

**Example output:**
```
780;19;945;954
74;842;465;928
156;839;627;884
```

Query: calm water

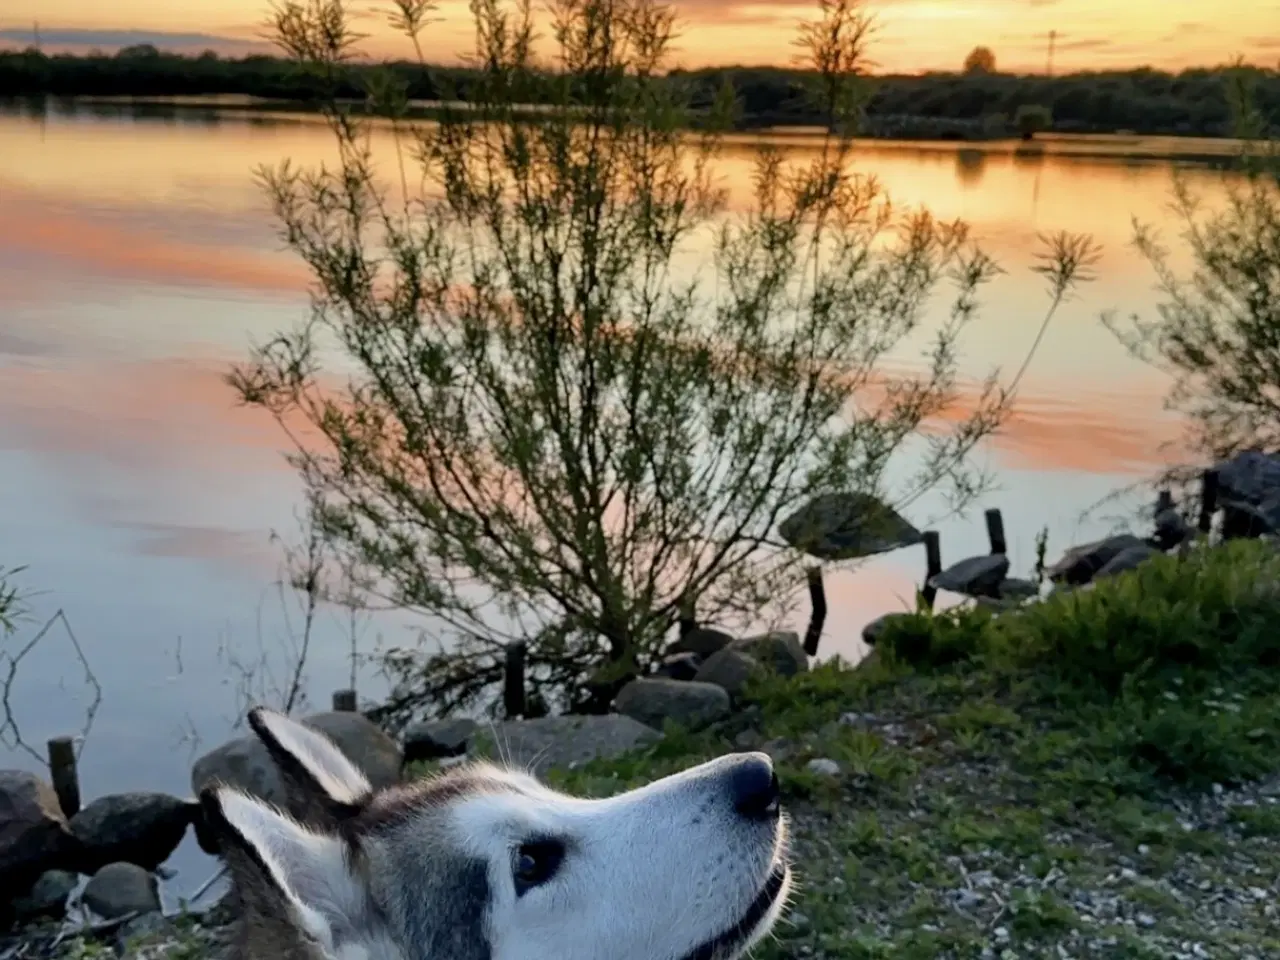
0;100;1225;896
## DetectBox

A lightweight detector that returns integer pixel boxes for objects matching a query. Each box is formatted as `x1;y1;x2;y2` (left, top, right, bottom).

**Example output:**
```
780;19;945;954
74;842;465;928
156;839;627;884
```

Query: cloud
0;27;270;55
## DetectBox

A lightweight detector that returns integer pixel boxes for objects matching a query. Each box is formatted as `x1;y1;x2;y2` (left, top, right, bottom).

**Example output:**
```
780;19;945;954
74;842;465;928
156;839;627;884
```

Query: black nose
729;753;780;820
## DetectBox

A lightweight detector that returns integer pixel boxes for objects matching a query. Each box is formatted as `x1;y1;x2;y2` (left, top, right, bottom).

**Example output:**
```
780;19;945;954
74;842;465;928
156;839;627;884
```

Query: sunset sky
1;0;1277;73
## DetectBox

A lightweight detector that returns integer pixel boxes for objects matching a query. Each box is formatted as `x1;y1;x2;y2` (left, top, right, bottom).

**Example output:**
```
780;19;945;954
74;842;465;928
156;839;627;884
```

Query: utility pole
33;20;42;50
1045;29;1057;77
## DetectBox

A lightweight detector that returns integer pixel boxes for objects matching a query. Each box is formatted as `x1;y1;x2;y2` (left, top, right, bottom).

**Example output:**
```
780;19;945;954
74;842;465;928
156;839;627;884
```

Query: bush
1015;103;1053;140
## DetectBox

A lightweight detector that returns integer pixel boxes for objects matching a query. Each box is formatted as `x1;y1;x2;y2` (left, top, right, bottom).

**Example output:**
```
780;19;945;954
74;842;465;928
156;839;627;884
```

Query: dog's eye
513;839;565;895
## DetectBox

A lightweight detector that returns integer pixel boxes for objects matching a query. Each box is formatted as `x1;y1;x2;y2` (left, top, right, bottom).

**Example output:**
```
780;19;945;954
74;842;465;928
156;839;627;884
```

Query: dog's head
202;708;791;960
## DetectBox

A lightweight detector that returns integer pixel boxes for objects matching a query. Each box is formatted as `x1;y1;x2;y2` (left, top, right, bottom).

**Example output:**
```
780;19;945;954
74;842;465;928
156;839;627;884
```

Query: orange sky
1;0;1277;72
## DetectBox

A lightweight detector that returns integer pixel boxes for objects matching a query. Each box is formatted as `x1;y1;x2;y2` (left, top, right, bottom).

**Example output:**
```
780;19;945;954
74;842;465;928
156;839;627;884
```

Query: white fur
215;788;368;953
253;710;373;804
446;762;790;960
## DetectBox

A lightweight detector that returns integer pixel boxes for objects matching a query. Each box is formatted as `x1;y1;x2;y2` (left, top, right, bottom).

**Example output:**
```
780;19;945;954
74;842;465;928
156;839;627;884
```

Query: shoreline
1;93;1256;167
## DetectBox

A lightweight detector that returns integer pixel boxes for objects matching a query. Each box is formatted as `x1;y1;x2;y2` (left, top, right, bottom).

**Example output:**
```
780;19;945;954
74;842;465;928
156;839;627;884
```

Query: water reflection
0;104;1233;898
955;148;986;187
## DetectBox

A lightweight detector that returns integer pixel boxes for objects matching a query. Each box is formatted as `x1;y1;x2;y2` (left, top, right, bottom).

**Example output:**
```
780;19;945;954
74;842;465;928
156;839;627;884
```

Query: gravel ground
767;709;1280;960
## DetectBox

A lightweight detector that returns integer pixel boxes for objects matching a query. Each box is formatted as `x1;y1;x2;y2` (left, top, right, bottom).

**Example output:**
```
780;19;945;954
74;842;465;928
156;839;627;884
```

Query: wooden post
1155;489;1174;514
984;508;1007;555
803;566;827;657
47;736;80;818
677;595;697;639
1198;469;1219;534
921;530;942;611
332;689;357;712
504;641;527;720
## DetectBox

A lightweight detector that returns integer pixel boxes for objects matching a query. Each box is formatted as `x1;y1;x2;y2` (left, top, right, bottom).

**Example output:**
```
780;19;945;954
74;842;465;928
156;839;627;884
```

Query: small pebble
806;758;841;776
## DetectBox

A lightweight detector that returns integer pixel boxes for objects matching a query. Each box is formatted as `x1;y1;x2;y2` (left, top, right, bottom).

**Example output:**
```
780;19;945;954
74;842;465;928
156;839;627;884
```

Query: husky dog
201;708;792;960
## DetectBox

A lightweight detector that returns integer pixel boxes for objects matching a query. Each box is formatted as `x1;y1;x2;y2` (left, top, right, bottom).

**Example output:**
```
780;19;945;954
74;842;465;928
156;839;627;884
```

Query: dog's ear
200;785;365;951
248;707;372;821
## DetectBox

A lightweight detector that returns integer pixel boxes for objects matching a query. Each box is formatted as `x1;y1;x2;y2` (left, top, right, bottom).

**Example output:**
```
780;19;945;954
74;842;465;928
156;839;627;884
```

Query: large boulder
403;718;479;763
69;792;197;873
668;627;735;659
997;577;1040;600
730;631;808;676
614;679;731;732
1094;542;1161;579
1216;450;1280;506
480;715;662;775
654;652;702;682
694;649;763;698
1221;498;1280;539
778;492;922;561
81;862;160;919
0;770;75;894
928;554;1010;598
191;711;403;807
1044;534;1148;586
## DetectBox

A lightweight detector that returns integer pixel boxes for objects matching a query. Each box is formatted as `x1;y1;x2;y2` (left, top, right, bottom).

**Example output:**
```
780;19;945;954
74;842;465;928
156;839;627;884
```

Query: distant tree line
0;44;1277;138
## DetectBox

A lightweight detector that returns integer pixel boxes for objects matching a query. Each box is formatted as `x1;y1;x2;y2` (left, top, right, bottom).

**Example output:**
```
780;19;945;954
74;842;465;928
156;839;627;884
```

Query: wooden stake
47;736;80;818
803;566;827;657
332;689;357;712
921;530;942;610
504;641;527;719
984;508;1007;555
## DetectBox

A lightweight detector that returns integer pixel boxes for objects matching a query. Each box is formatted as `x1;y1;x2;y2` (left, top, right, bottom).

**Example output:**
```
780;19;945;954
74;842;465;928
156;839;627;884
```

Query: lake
0;99;1220;899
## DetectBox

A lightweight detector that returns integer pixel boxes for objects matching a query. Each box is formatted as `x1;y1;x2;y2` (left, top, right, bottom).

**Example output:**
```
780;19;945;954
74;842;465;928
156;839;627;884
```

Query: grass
530;540;1280;957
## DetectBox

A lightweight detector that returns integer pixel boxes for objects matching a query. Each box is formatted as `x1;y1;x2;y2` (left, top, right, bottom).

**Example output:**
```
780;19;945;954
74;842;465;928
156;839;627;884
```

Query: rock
1094;542;1161;579
1221;497;1280;539
928;554;1009;597
730;631;808;676
403;718;479;763
0;770;75;894
1216;450;1280;505
81;862;160;919
69;792;196;873
482;715;662;775
1044;534;1148;585
668;627;735;659
694;649;763;697
862;612;914;647
1154;508;1190;549
654;652;702;682
806;758;841;776
778;492;922;561
614;679;731;732
191;711;403;807
997;577;1040;600
11;868;78;920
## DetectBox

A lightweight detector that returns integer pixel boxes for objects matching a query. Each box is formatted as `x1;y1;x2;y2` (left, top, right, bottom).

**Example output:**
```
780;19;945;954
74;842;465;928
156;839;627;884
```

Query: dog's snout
728;753;780;821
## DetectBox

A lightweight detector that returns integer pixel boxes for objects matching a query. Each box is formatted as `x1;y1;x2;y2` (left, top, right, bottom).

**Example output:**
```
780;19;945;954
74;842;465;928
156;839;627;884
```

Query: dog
200;708;792;960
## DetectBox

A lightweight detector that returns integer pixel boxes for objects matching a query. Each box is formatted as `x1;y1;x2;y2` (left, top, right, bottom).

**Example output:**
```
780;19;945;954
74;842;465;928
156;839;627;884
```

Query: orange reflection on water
0;351;1184;485
0;191;308;296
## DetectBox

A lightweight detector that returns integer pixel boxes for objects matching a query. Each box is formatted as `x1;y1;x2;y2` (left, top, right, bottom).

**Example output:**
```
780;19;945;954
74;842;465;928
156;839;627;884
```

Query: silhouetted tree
963;46;996;75
1016;103;1052;139
1104;64;1280;460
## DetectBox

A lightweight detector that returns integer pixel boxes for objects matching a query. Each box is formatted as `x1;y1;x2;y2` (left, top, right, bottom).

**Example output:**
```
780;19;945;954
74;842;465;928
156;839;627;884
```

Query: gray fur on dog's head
202;707;791;960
